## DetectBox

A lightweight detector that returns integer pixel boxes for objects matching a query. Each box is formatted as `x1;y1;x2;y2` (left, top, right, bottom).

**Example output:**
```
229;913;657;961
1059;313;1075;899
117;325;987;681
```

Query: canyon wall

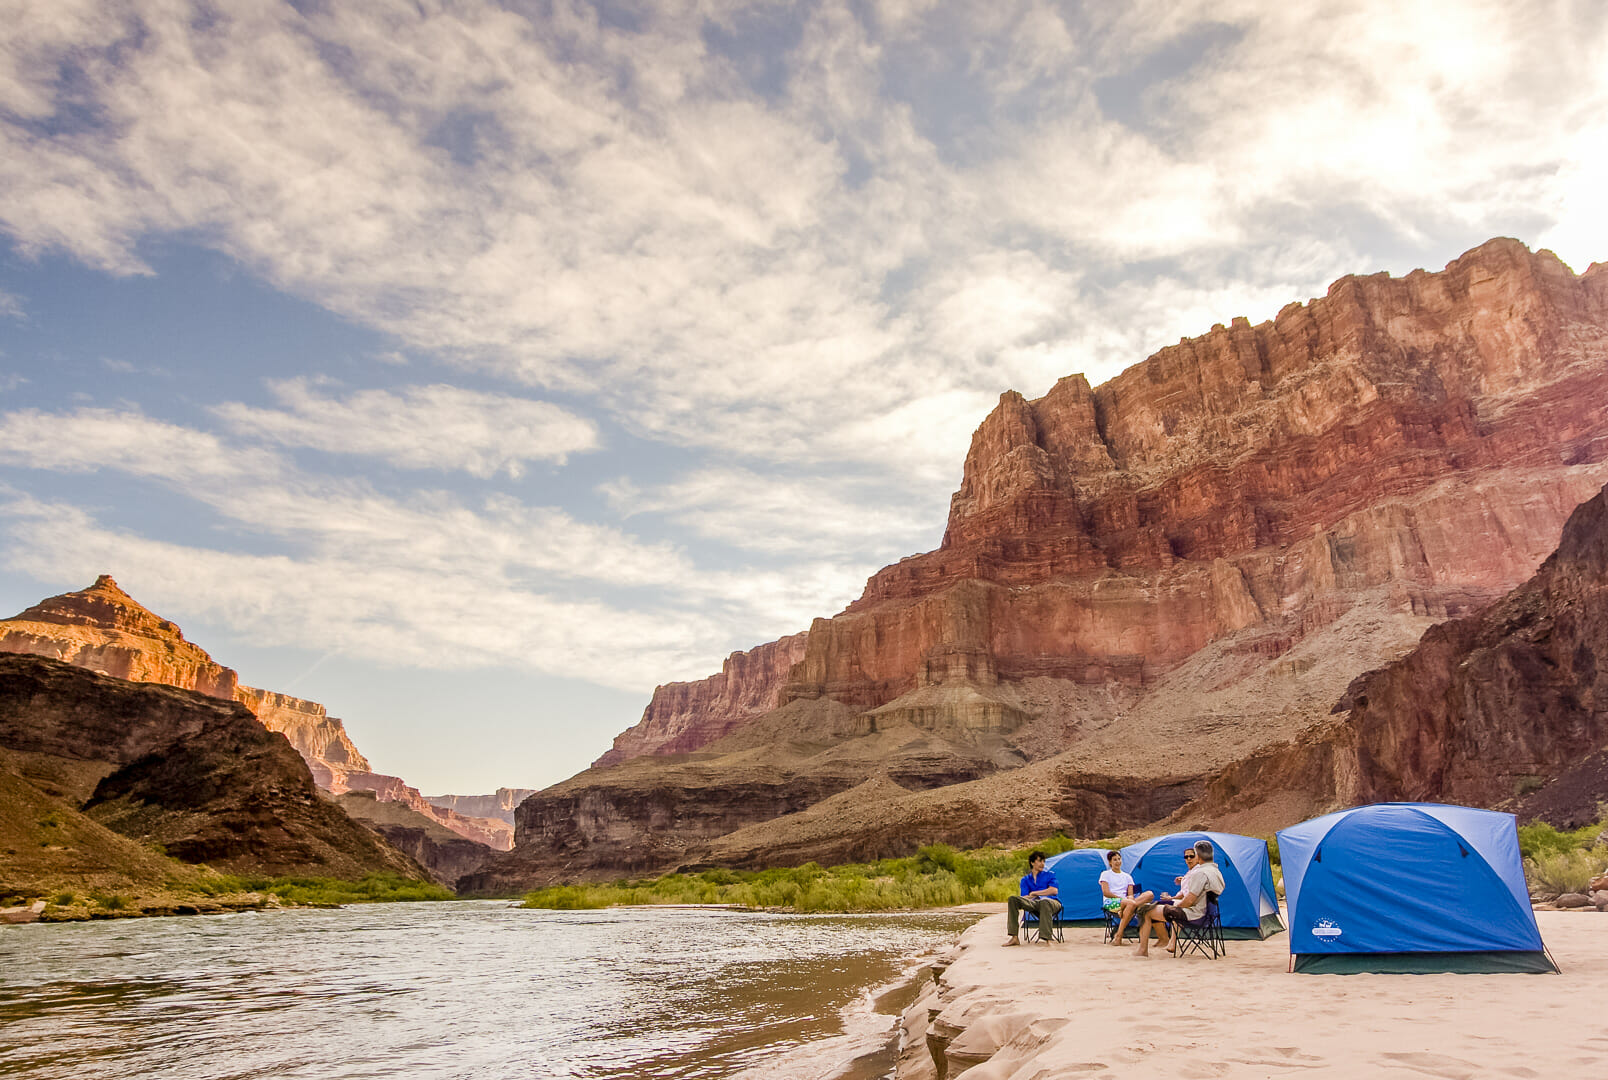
0;653;428;880
0;576;513;850
1192;481;1608;834
424;787;538;826
592;632;810;767
470;238;1608;891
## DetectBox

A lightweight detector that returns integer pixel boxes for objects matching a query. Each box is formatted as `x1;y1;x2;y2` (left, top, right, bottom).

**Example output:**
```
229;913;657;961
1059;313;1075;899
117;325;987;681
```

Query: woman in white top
1098;850;1155;945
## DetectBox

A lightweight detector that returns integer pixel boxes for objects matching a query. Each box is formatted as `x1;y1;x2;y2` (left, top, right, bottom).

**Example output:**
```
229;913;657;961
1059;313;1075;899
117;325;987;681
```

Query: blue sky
2;0;1605;794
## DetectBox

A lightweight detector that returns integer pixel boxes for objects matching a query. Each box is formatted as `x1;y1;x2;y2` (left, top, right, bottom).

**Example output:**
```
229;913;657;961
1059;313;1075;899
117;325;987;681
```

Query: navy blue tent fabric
1041;848;1115;922
1119;831;1284;938
1277;803;1553;973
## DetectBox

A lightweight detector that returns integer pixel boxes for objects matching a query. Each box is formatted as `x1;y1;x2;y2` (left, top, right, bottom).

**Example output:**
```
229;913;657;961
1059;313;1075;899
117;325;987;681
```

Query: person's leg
1113;892;1152;943
1136;906;1164;956
1033;897;1060;941
1005;895;1024;944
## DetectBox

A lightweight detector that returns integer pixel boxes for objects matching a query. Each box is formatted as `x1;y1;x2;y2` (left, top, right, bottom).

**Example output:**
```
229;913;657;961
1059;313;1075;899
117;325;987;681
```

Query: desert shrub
1526;850;1602;895
1518;819;1605;860
100;894;129;910
51;891;75;905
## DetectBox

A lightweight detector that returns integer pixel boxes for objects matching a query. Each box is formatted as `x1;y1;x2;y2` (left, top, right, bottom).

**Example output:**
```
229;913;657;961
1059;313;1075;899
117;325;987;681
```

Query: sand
896;908;1606;1078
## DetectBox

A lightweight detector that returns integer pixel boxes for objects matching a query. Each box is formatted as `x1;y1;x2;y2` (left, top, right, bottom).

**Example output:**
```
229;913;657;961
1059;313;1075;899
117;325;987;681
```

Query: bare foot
1136;948;1149;957
1003;937;1020;947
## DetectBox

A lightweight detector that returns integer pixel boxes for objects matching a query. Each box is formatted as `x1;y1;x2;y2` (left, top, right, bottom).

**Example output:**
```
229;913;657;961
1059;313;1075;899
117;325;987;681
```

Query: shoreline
893;909;1608;1077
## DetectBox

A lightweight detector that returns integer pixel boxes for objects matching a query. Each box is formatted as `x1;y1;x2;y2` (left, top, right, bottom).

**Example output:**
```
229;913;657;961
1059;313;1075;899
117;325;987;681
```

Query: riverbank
896;909;1606;1077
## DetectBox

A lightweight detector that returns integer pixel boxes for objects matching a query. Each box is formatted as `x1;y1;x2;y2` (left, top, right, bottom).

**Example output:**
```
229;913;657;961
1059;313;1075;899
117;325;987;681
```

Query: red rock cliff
474;239;1608;890
593;632;810;766
0;577;513;849
784;238;1608;710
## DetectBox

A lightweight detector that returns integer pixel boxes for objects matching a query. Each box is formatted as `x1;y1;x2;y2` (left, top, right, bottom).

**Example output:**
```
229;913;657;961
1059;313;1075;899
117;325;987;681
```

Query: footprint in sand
1378;1051;1480;1079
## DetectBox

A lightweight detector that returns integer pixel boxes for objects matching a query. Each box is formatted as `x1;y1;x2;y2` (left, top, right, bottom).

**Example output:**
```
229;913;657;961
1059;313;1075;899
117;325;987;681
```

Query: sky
1;0;1606;795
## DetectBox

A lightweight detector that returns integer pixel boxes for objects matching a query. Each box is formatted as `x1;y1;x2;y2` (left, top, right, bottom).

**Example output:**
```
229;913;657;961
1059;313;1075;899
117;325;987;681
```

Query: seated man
1098;850;1154;945
1004;850;1061;946
1136;839;1226;957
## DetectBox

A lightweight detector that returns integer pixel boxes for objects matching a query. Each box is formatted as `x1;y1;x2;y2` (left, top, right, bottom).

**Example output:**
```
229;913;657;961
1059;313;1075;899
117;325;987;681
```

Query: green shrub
51;891;75;906
1517;820;1605;860
1526;850;1603;895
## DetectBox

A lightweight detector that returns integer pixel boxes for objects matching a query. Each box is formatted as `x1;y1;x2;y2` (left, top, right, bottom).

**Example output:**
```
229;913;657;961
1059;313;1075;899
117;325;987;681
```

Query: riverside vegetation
522;816;1608;913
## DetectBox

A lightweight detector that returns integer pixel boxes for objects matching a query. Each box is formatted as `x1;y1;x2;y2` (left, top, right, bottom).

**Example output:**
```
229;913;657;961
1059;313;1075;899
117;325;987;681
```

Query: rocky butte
463;237;1608;894
0;577;513;857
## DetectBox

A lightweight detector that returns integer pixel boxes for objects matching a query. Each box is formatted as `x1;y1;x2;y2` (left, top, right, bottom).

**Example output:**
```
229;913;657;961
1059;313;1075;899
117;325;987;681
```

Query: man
1004;850;1060;946
1136;839;1226;957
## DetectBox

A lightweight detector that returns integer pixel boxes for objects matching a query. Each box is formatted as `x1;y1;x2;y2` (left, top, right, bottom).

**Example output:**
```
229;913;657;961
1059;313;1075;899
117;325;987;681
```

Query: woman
1098;850;1154;945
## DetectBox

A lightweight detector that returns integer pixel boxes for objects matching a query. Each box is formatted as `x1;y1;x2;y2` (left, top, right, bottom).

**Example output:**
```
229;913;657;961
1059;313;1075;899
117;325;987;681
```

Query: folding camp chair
1021;907;1064;943
1171;892;1225;959
1102;906;1120;943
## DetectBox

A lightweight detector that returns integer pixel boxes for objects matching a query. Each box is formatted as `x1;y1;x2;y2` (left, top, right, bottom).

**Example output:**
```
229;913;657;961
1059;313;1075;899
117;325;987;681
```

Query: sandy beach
896;908;1605;1078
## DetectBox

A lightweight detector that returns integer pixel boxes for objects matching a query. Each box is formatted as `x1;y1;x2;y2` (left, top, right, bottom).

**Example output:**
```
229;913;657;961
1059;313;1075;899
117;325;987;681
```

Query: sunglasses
1184;853;1197;860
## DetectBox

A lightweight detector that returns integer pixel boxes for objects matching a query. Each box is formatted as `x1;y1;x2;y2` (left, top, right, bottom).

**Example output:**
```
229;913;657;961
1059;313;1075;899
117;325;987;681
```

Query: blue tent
1041;848;1116;924
1277;803;1555;973
1119;831;1285;939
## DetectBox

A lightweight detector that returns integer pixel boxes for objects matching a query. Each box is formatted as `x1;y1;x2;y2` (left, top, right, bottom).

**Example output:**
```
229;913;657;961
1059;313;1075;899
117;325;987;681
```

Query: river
0;902;977;1079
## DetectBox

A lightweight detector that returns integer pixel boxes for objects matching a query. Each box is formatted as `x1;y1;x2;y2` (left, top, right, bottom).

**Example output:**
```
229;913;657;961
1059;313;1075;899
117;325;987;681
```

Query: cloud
2;0;1606;694
603;465;942;558
216;379;599;477
0;290;23;321
0;408;867;687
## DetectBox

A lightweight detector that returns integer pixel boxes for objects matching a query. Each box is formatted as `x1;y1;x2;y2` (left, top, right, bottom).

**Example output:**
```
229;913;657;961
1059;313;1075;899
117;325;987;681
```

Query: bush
1517;820;1605;860
1526;850;1603;895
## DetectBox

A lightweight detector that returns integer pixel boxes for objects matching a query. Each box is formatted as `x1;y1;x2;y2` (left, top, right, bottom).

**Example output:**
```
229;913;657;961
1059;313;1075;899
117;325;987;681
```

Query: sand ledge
895;909;1605;1078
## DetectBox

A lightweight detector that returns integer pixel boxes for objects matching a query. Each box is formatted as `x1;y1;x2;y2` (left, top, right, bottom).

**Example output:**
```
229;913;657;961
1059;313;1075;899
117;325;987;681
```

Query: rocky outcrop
423;788;538;826
0;653;428;880
1188;482;1608;832
0;575;239;698
330;771;513;851
336;791;492;887
593;632;810;766
0;577;512;849
485;238;1608;889
232;686;371;788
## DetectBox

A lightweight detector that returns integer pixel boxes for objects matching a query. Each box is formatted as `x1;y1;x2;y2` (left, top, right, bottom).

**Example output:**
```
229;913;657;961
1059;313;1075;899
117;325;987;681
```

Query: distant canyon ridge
463;236;1608;893
0;578;533;864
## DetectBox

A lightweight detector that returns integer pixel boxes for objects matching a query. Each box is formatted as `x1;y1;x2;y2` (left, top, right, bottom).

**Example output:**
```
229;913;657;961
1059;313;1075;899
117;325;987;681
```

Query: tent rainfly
1119;831;1286;939
1042;848;1117;924
1276;803;1557;974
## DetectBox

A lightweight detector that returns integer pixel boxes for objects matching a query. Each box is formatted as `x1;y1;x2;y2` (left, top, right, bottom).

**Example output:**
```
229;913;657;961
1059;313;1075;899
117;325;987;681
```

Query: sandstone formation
424;787;538;827
594;632;810;766
0;653;428;880
0;577;512;849
1190;482;1608;833
335;790;493;887
470;238;1608;891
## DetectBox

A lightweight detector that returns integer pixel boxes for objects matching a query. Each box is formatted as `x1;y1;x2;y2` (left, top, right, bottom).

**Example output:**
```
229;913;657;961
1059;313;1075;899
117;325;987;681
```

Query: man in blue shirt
1004;850;1060;945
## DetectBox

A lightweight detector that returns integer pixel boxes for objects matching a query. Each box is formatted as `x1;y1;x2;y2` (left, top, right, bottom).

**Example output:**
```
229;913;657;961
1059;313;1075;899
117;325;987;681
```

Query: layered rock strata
0;654;428;880
336;791;493;887
0;577;512;849
472;238;1608;890
424;788;538;827
1190;481;1608;832
593;632;810;766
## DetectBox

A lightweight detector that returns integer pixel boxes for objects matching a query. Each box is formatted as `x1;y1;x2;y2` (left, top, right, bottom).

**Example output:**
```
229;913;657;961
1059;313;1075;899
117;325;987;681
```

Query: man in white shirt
1136;839;1227;957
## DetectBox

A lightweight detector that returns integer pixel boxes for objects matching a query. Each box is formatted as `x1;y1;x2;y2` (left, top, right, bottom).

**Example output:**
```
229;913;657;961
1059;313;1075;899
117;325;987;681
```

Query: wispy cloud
1;0;1605;694
216;379;599;477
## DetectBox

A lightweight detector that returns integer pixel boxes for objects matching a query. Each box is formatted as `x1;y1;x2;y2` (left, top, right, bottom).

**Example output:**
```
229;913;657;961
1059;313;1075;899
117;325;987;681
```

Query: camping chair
1171;892;1225;959
1102;905;1120;943
1020;906;1064;943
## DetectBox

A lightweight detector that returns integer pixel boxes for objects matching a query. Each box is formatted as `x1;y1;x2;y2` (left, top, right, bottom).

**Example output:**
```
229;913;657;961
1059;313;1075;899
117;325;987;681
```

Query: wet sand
896;908;1606;1078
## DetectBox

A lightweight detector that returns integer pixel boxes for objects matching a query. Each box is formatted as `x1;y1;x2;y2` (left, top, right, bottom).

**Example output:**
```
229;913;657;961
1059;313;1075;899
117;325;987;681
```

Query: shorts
1101;897;1122;913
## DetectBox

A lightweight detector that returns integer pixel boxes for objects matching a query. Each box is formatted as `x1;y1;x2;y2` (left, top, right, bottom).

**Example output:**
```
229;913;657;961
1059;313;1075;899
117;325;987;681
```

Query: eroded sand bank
897;909;1605;1078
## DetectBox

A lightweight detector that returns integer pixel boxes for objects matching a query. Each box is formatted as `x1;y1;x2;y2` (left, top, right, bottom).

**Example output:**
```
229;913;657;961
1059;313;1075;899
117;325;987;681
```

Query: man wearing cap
1003;850;1061;946
1136;839;1226;957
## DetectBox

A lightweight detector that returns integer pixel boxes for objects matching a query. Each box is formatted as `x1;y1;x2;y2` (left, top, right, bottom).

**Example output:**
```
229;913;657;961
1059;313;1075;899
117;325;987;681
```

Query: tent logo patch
1312;919;1342;939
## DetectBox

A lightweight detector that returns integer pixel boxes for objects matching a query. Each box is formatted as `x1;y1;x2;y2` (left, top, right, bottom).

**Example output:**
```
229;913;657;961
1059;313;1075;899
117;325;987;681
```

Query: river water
0;902;976;1079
